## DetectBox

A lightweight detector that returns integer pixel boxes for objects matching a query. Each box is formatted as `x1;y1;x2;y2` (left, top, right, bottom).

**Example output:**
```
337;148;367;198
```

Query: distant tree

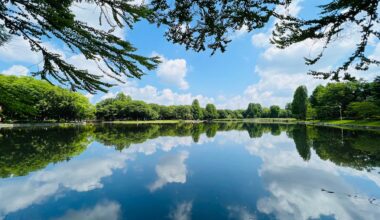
115;93;131;102
372;76;380;104
217;110;229;119
285;102;293;117
346;102;380;119
270;105;281;118
204;104;218;120
175;106;193;120
244;103;262;118
262;107;271;118
191;99;203;120
291;86;308;120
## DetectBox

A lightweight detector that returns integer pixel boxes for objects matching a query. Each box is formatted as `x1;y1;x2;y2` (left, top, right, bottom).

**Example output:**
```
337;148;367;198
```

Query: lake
0;123;379;220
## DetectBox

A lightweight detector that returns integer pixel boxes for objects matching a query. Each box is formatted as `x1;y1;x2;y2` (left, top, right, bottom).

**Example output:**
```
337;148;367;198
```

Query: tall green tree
270;105;281;118
244;103;262;118
204;103;218;120
291;86;308;120
191;99;203;120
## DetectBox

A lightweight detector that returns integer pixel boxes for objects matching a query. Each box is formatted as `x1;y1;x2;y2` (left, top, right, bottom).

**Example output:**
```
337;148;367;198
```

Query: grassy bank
305;120;380;128
214;118;380;129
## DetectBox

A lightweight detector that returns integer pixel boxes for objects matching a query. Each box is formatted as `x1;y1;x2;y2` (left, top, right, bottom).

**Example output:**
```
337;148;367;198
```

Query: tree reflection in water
0;122;379;178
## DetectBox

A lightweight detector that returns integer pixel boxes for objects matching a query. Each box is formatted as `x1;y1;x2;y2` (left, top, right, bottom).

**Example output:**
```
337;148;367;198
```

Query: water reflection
149;151;189;192
0;123;379;220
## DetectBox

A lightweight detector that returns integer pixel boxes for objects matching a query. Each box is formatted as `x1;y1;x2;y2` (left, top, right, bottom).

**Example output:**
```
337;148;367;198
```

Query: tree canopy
1;0;379;92
291;86;308;120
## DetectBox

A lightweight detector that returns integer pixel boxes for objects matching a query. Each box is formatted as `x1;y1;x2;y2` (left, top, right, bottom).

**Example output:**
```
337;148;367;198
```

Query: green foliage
0;0;160;93
272;0;380;81
96;93;159;120
204;104;218;120
244;103;262;118
191;99;203;120
150;0;280;54
270;105;281;118
309;80;376;119
291;85;308;120
0;75;94;121
346;102;380;119
1;1;379;93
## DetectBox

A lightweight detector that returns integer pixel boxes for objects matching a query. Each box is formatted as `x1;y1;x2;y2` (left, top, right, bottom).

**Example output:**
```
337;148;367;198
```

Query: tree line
95;93;292;121
1;75;379;122
290;77;380;120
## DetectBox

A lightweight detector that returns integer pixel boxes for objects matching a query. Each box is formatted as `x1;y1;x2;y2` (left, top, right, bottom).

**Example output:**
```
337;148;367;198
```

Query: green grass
317;120;380;127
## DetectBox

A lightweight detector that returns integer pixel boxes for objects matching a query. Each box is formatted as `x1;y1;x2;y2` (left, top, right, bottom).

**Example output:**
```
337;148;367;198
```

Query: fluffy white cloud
54;201;121;220
169;201;193;220
251;33;270;48
149;151;189;191
1;65;29;76
155;53;189;90
230;25;249;39
0;37;41;64
101;81;214;106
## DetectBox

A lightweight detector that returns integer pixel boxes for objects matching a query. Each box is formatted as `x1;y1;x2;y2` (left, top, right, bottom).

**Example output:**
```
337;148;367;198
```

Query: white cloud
1;65;29;76
155;53;189;90
169;201;193;220
101;81;214;106
230;25;249;39
0;37;41;64
251;33;270;48
54;201;121;220
149;151;189;191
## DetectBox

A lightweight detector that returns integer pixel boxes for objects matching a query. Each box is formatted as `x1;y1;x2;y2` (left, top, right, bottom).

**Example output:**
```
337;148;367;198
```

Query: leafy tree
191;99;203;120
0;75;94;121
270;105;281;118
174;105;193;120
244;103;262;118
372;76;380;104
262;107;271;118
217;110;229;119
291;86;308;120
309;81;373;119
204;103;218;120
346;102;380;119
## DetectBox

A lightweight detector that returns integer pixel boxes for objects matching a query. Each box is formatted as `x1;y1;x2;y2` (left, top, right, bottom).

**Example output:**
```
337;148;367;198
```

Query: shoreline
1;119;380;130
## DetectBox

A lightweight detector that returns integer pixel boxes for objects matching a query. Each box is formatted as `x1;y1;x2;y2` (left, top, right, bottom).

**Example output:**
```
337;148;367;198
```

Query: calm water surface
0;123;379;220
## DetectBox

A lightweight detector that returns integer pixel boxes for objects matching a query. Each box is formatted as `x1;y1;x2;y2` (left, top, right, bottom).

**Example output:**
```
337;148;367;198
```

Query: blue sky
0;0;379;109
